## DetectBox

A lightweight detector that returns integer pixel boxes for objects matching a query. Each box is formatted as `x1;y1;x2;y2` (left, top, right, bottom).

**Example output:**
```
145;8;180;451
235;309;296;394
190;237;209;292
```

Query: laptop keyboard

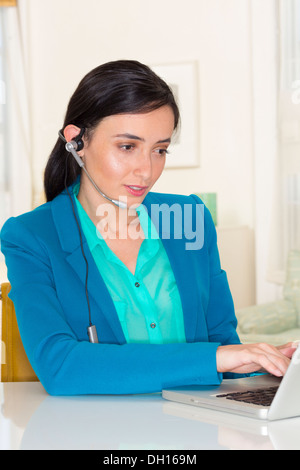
216;386;279;407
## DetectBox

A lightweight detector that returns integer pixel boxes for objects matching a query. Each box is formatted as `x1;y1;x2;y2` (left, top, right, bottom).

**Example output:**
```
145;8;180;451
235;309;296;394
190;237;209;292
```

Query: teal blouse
74;184;186;345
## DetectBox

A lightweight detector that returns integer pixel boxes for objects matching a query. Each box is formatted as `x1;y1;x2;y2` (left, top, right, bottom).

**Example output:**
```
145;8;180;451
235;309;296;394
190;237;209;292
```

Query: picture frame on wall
152;61;199;168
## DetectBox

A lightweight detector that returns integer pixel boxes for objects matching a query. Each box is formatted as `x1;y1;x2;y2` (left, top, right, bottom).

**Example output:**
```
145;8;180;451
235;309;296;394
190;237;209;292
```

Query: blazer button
150;322;156;329
135;282;140;287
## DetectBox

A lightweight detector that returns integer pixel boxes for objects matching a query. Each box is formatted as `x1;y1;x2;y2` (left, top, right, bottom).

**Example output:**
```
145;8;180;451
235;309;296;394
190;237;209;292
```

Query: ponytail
44;136;80;202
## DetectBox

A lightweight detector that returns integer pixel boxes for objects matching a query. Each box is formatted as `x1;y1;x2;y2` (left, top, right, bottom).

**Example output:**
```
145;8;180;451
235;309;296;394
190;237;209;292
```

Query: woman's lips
124;185;149;197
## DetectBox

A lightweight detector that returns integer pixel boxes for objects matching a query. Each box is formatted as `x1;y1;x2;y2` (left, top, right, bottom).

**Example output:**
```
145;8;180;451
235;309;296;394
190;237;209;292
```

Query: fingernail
292;340;300;349
272;368;283;377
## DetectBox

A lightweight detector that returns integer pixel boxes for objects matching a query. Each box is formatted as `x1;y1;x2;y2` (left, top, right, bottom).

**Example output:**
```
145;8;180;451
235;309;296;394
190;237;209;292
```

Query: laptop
162;345;300;421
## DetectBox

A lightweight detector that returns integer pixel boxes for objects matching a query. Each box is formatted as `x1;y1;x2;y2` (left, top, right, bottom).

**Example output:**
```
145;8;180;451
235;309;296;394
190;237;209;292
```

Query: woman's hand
216;342;298;377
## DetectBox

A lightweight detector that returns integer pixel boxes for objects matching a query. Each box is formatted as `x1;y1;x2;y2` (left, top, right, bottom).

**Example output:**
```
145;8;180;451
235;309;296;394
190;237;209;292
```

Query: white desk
1;382;300;450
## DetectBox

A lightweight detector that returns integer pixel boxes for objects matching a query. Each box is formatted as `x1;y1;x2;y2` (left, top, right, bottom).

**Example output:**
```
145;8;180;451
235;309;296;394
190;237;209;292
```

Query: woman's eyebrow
113;133;144;141
113;133;171;144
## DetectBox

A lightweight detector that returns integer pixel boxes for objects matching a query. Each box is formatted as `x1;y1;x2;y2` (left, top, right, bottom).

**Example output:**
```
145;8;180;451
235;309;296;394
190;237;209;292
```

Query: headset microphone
59;129;127;209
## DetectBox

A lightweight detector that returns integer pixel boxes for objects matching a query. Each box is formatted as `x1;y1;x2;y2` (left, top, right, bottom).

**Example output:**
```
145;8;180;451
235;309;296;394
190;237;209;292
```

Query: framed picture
152;61;199;168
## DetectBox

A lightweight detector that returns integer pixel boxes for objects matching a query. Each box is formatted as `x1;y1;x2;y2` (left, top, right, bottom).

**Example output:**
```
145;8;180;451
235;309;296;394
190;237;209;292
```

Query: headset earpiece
74;127;85;151
58;127;85;151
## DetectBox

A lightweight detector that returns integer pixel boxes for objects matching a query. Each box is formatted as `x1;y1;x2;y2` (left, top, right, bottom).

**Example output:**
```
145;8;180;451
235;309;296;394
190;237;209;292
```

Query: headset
58;127;127;343
58;128;127;209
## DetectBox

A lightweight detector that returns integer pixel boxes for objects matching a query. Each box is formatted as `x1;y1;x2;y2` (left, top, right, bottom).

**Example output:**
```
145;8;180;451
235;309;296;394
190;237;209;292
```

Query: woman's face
77;105;175;207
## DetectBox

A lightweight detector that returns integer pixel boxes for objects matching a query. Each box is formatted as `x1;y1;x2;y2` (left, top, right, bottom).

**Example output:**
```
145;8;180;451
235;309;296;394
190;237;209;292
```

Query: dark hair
44;60;180;201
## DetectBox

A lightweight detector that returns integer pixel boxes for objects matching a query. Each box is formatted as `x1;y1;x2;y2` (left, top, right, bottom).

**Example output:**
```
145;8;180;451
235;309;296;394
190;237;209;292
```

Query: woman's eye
119;144;135;151
118;144;169;156
155;148;169;156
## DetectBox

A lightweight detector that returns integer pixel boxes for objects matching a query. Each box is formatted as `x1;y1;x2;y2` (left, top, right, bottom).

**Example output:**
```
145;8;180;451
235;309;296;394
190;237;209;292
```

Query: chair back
1;282;38;382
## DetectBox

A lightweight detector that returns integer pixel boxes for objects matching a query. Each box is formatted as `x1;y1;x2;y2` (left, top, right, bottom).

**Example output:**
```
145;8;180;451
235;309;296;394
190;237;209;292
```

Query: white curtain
266;0;300;285
252;0;300;304
251;0;281;304
0;5;32;234
0;0;31;391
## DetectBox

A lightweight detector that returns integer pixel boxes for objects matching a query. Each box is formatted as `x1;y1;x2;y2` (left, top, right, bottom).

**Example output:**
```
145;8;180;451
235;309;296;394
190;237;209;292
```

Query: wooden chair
1;282;38;382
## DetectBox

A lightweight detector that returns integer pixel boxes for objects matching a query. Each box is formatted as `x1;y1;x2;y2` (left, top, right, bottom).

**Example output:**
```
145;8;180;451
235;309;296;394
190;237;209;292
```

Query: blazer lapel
51;190;126;344
143;194;199;342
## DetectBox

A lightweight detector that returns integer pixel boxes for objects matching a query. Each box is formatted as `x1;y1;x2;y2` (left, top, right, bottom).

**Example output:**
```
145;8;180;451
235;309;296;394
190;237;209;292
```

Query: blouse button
135;282;140;288
150;322;156;329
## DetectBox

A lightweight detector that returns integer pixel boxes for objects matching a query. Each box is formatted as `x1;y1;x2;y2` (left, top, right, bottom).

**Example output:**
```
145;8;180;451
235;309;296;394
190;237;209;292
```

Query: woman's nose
133;150;152;180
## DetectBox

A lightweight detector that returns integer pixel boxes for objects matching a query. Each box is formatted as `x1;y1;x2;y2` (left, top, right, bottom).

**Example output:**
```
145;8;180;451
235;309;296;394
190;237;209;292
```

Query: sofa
236;251;300;346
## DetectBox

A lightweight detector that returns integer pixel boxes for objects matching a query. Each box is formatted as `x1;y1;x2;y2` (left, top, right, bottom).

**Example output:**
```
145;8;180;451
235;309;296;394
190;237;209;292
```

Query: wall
23;0;255;230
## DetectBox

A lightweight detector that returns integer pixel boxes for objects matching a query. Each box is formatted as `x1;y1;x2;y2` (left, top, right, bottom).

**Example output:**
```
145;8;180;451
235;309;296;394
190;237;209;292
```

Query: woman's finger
276;341;300;358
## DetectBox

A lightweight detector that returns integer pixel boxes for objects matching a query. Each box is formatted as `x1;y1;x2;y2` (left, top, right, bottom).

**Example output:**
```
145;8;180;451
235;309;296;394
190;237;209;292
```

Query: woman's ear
63;124;82;143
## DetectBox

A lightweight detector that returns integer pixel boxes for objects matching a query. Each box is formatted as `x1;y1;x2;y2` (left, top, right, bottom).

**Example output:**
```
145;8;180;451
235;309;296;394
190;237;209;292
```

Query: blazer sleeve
1;215;223;396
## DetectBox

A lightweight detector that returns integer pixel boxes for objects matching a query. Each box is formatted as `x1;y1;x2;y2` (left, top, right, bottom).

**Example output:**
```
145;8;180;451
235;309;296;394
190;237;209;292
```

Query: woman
0;60;296;395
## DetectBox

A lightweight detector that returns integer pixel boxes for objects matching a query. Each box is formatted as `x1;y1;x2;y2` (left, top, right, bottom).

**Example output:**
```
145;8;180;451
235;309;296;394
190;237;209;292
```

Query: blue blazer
0;186;241;395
